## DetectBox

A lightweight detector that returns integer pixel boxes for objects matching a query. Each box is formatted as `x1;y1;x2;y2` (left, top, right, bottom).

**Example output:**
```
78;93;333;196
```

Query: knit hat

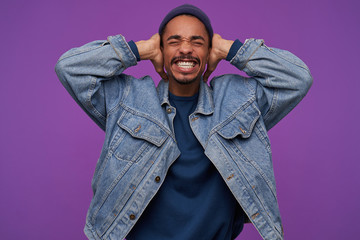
158;4;213;40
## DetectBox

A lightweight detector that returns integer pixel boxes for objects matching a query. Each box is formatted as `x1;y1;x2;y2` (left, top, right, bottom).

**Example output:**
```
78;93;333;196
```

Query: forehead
163;15;208;39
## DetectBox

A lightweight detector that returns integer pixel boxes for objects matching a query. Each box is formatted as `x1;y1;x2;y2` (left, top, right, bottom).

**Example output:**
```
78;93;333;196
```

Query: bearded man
55;4;312;240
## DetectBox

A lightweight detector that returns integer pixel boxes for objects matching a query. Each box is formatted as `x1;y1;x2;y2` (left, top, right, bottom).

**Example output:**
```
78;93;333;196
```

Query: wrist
136;38;160;61
135;40;151;60
225;39;243;61
128;40;141;61
213;38;234;60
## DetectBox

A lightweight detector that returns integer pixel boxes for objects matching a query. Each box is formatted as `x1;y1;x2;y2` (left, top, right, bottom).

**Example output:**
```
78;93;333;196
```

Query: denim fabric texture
55;34;313;240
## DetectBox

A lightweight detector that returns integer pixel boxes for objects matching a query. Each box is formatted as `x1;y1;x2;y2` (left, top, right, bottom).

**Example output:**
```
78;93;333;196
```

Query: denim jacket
55;34;312;240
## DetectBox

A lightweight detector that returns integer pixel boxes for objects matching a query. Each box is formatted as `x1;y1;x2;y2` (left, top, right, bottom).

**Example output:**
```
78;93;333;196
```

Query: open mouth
172;56;200;73
176;61;196;68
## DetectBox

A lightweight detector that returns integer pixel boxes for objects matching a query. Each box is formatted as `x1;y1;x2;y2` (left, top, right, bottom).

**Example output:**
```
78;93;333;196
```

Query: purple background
1;0;359;239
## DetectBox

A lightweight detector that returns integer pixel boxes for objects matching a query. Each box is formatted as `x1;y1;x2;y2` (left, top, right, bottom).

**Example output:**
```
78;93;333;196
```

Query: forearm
55;35;137;83
231;39;313;129
55;34;137;130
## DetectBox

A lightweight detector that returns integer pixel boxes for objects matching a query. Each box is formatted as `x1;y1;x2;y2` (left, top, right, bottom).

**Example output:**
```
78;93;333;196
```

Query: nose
179;41;193;55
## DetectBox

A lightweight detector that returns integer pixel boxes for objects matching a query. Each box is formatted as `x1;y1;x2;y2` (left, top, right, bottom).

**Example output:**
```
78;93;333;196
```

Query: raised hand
136;34;168;80
203;34;234;83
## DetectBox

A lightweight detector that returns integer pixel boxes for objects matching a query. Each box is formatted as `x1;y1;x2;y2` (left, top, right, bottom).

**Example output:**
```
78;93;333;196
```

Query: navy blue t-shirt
127;92;245;240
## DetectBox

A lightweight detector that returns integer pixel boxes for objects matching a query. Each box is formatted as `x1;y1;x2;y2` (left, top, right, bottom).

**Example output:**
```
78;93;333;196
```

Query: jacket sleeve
55;35;138;131
230;39;313;130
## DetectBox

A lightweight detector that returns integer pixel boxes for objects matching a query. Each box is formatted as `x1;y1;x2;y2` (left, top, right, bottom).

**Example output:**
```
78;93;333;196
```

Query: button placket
165;106;176;136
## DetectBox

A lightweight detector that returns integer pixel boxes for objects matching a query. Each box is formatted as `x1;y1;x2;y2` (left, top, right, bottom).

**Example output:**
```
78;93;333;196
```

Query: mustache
171;55;200;64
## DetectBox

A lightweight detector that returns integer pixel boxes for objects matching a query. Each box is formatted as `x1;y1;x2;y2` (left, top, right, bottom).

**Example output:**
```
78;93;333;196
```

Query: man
55;4;312;240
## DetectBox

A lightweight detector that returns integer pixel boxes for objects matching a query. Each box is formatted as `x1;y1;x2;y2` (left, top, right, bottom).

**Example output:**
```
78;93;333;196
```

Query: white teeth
176;61;195;68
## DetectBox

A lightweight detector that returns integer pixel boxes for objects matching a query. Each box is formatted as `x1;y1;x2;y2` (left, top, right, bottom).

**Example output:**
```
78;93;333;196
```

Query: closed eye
192;41;204;46
168;41;180;45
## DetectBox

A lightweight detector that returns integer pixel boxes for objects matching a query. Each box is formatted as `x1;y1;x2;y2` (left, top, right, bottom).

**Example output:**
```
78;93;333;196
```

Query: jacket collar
157;79;214;116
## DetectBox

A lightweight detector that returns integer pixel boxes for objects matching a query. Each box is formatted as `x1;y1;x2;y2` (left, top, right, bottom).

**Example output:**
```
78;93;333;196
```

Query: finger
159;70;168;81
203;69;212;83
151;57;167;81
155;67;168;81
203;61;218;82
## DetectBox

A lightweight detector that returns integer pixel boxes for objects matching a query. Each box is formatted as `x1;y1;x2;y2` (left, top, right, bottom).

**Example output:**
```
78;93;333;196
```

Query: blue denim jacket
55;34;312;240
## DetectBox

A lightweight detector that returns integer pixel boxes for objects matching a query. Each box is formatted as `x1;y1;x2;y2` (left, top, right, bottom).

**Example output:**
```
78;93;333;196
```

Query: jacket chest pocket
111;111;168;162
217;104;260;140
215;103;273;162
216;104;275;188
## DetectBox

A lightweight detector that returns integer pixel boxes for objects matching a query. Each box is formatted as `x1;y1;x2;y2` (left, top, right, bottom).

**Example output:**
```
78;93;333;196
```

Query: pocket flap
117;111;167;147
218;105;260;139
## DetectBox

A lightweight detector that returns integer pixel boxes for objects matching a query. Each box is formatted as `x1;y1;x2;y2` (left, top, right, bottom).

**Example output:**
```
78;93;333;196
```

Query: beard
168;54;202;85
173;76;198;85
168;71;202;85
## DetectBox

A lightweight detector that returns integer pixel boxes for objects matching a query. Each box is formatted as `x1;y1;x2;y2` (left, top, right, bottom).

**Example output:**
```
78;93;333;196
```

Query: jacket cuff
107;35;138;68
127;40;141;62
230;39;264;70
225;39;243;61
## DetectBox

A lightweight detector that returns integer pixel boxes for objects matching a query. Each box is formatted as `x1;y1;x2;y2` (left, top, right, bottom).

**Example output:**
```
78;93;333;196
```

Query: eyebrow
166;35;205;41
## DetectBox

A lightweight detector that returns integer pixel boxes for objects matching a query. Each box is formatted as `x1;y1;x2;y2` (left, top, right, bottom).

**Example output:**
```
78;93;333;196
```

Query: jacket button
166;108;172;114
251;212;259;220
191;116;199;122
155;176;161;183
239;127;246;134
129;214;136;220
134;125;141;133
